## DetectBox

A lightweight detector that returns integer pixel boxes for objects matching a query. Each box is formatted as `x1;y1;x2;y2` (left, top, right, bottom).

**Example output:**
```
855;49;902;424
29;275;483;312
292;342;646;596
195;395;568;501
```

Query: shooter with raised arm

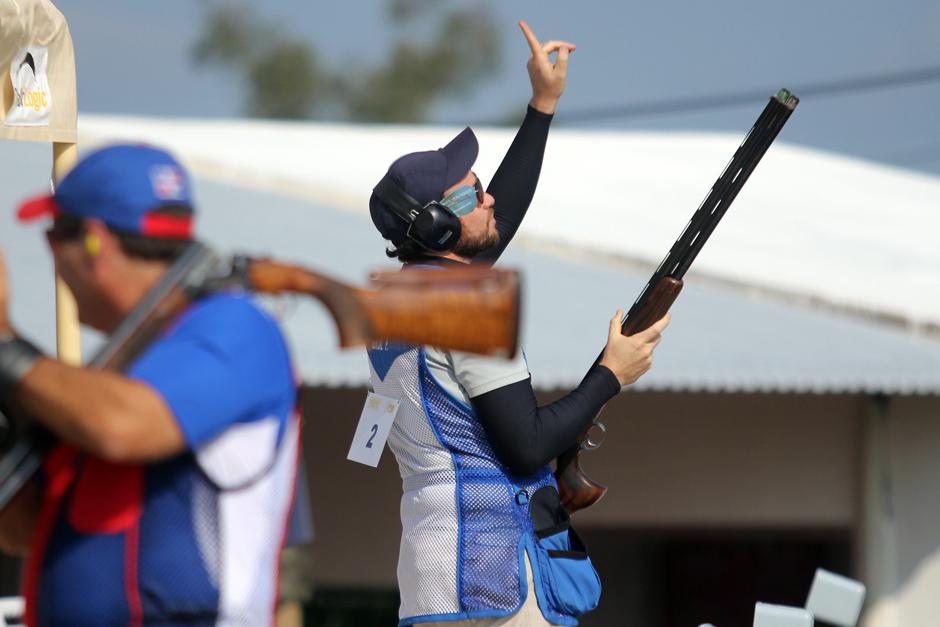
366;21;669;627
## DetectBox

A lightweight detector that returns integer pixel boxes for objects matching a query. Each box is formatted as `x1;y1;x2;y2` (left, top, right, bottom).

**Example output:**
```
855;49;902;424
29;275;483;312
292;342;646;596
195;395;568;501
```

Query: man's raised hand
519;20;576;115
599;310;670;387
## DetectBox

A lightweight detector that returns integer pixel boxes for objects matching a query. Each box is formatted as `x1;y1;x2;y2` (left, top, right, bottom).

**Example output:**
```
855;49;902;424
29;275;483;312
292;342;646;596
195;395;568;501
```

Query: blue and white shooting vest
368;344;601;626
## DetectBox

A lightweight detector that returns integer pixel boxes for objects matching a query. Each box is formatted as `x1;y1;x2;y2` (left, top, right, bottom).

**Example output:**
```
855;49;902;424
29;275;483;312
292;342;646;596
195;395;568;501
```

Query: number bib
347;392;399;467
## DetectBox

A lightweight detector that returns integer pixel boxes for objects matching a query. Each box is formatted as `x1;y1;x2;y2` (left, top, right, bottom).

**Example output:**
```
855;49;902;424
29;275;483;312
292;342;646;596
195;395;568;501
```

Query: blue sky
53;0;940;174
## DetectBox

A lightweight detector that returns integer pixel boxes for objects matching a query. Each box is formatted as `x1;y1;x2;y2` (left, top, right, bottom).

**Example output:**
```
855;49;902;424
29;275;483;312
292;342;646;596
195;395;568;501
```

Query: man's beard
452;228;500;258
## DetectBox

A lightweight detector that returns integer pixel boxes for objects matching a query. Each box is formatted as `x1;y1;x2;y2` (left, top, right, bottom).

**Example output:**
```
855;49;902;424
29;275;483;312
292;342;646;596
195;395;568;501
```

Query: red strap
23;445;78;627
66;459;146;624
66;459;143;534
125;519;143;627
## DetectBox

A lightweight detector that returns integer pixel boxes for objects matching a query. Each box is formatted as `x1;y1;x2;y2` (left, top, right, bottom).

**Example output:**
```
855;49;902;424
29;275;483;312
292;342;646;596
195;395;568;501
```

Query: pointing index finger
518;20;542;57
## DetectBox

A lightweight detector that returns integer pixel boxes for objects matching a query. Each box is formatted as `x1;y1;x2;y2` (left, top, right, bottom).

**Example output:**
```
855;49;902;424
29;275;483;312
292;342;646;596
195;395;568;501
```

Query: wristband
0;334;43;396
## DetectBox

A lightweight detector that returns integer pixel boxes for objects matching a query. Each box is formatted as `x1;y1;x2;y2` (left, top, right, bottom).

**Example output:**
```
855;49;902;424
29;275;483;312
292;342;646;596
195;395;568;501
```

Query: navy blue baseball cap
370;127;478;245
17;144;195;239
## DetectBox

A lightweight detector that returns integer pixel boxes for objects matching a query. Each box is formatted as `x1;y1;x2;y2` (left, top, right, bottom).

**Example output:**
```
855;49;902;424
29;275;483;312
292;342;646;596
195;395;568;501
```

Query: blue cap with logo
17;143;195;239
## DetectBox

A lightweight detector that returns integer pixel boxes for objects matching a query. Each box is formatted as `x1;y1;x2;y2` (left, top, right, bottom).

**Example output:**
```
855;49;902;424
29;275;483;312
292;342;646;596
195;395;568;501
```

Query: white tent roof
78;114;940;332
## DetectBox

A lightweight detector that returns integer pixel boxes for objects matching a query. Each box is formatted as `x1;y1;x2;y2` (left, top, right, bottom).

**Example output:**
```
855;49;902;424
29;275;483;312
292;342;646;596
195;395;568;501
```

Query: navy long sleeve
474;106;554;265
470;364;621;477
417;106;619;477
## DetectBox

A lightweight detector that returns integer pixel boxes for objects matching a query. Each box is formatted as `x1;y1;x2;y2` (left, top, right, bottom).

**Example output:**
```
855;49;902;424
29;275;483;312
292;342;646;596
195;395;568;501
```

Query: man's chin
455;232;500;258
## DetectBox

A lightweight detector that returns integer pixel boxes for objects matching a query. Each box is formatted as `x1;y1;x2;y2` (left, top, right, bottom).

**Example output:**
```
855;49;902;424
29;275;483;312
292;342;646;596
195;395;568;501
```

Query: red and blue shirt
25;293;299;627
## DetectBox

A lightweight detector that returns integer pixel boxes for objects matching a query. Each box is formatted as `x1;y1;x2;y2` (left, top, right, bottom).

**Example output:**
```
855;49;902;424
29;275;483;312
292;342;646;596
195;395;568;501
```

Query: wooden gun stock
0;249;522;511
556;276;683;513
247;262;520;357
556;438;607;513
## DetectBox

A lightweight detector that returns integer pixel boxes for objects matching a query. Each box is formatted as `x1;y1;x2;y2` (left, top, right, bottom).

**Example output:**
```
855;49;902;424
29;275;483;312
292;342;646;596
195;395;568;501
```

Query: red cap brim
16;195;61;222
141;213;193;239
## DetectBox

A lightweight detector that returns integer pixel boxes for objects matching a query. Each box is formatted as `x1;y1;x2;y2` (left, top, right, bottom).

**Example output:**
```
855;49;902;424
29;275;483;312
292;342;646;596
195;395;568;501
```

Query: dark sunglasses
45;216;85;242
472;174;485;204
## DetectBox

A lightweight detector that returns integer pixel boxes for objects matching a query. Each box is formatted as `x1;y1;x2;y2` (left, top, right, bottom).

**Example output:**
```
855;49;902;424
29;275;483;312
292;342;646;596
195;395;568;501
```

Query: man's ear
83;232;101;258
82;219;118;266
83;218;121;274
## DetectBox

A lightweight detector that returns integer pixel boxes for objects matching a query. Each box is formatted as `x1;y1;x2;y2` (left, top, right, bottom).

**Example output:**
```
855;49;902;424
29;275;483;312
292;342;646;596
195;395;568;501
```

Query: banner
0;0;76;143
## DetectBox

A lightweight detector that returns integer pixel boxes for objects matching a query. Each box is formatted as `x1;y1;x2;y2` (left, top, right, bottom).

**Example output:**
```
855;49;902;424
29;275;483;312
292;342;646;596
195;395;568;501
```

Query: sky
48;0;940;175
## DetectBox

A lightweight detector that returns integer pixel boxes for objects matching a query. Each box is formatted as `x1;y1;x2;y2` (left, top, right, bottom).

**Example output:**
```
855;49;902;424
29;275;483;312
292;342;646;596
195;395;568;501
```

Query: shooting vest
368;344;601;626
23;294;300;627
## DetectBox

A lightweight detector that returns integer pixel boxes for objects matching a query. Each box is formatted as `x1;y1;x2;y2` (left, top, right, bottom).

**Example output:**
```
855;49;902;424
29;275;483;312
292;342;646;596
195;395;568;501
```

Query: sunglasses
45;216;85;242
471;175;485;204
440;174;486;217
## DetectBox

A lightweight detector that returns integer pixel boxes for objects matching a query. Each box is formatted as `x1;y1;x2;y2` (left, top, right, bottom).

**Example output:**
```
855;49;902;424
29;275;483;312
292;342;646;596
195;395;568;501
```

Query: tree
191;1;501;122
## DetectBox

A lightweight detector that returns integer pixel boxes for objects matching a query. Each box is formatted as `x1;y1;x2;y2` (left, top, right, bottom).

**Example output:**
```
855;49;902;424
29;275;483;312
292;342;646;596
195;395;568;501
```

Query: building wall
300;388;863;589
862;396;940;627
550;391;862;529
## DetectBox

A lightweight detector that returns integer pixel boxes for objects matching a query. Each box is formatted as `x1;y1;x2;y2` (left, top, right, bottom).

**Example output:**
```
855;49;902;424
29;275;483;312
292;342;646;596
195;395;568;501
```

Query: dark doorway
0;556;20;597
306;587;398;626
580;528;853;627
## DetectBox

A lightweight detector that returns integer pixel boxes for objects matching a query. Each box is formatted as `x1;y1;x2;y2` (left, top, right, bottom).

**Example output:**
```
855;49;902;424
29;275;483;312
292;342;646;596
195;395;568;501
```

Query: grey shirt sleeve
424;347;530;404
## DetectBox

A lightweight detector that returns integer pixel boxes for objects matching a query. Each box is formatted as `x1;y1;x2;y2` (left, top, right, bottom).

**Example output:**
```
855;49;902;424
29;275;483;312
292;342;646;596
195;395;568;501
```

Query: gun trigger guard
582;420;607;451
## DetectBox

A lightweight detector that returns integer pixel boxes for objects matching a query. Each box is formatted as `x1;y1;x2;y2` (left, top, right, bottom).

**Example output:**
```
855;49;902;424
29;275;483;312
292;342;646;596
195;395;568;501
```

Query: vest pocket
529;486;602;617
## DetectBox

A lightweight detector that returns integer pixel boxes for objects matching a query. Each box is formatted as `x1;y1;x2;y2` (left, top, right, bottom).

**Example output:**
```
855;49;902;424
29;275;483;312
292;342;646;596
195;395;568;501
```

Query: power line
553;65;940;124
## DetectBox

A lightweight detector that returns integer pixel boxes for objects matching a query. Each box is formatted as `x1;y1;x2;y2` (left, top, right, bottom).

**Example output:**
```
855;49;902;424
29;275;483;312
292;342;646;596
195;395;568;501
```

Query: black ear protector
373;174;462;252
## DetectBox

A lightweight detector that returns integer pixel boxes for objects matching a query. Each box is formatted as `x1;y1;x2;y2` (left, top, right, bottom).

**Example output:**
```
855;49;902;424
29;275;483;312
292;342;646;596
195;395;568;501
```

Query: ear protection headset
373;174;461;253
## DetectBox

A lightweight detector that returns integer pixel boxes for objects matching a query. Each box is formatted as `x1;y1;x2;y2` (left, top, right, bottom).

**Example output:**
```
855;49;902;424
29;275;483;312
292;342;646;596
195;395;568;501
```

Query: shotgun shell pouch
529;485;602;616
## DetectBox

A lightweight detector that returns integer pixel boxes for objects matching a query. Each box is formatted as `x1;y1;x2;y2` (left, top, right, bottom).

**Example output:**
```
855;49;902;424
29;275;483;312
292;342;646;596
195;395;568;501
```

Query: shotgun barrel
556;89;800;514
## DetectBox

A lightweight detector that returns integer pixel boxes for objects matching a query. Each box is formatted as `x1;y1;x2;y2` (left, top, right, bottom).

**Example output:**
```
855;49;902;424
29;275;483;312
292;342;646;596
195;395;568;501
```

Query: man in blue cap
0;144;300;626
367;21;670;627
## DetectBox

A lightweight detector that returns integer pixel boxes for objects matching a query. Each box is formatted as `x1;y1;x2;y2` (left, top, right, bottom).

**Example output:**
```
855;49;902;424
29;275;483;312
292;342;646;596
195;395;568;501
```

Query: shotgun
555;89;800;514
0;242;521;508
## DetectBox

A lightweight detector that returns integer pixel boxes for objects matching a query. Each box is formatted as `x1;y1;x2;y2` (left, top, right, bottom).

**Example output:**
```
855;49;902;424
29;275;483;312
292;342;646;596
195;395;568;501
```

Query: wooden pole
52;142;80;365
